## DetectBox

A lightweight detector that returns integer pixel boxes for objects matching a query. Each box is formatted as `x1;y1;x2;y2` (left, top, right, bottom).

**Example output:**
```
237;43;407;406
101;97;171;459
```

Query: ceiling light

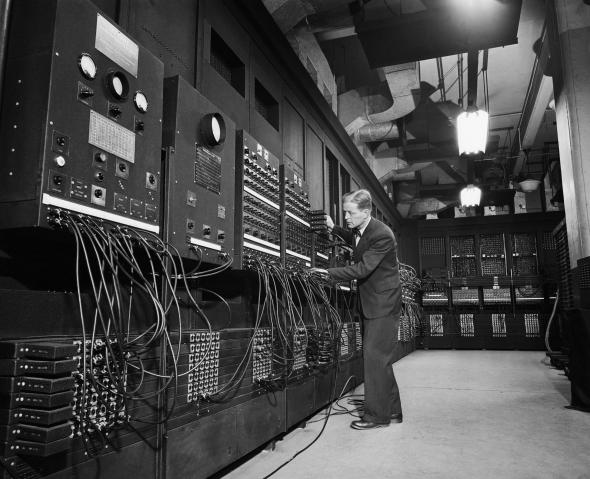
460;184;482;207
457;107;489;155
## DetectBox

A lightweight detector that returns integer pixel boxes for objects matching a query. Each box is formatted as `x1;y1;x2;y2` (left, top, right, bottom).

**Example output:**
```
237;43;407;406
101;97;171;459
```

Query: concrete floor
221;350;590;479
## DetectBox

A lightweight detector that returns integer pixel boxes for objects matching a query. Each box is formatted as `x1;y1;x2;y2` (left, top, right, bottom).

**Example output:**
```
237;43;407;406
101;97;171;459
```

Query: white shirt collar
357;217;371;237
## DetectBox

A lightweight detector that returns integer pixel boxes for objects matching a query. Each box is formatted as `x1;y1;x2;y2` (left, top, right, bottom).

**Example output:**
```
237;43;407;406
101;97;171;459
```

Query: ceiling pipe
0;0;12;113
436;57;446;101
457;54;464;107
482;49;489;112
355;120;399;142
368;63;421;124
509;28;553;178
346;63;419;141
466;49;478;107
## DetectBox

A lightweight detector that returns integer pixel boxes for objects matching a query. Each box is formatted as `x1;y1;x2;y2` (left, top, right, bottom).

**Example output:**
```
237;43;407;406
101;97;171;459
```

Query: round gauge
211;116;222;143
78;54;97;80
133;91;149;113
199;113;226;147
106;71;129;100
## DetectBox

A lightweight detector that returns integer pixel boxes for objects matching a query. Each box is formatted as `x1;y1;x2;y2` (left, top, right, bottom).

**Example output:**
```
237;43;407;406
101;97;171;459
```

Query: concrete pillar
550;0;590;265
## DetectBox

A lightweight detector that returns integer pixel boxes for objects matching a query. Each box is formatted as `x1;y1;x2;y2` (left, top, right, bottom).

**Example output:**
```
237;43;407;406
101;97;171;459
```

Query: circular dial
211;116;222;143
106;71;129;100
78;54;97;80
133;91;149;113
199;113;226;147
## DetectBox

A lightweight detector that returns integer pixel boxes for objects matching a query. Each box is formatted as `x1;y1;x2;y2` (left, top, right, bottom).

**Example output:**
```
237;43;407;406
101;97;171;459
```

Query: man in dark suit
314;189;402;430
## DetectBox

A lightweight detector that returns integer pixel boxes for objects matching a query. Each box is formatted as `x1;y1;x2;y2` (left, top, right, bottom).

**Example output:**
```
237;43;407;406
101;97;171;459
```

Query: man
313;189;402;430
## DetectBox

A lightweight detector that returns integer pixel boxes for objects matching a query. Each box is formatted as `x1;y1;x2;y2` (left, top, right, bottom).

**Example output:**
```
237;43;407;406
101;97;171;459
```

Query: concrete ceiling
263;0;559;218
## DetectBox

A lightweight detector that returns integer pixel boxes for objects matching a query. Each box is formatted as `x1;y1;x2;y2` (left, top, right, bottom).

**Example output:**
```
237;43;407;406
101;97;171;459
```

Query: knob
79;88;94;98
54;155;66;167
110;106;122;118
95;152;107;163
94;189;103;198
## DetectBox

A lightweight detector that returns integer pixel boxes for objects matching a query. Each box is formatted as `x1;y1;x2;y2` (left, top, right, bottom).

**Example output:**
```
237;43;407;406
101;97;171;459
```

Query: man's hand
309;267;329;277
325;215;334;232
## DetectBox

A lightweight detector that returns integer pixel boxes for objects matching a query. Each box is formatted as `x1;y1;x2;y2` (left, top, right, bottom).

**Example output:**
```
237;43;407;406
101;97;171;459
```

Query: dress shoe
350;419;389;430
390;413;403;423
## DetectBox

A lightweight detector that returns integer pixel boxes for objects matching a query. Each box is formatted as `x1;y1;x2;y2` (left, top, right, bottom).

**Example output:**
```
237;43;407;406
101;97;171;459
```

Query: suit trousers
362;312;402;424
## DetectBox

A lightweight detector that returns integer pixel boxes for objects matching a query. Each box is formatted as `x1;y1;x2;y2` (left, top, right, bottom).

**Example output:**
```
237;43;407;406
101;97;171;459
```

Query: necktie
353;228;361;246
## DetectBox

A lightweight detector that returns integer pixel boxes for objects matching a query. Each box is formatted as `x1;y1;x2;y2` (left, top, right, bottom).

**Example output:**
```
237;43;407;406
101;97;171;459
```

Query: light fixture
460;184;482;207
457;106;489;155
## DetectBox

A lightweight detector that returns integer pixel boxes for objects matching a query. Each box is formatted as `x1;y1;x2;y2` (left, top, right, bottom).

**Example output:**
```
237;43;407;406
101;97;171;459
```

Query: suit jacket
328;218;401;319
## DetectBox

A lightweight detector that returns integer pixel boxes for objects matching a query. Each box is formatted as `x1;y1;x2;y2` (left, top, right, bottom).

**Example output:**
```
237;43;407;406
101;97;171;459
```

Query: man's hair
342;189;372;211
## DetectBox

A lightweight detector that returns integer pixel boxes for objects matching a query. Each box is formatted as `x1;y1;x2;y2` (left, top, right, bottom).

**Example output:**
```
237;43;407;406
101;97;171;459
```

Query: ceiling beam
315;26;356;41
437;161;466;183
509;29;552;175
418;183;464;200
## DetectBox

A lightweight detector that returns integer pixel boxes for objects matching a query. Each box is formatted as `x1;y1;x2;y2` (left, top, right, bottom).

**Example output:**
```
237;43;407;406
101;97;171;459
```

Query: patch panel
524;313;540;338
450;236;475;256
459;314;475;337
422;283;449;306
482;287;511;304
292;328;308;371
514;284;543;303
355;323;362;351
235;131;281;269
428;314;444;337
339;324;351;357
252;329;273;381
281;164;312;270
186;331;220;403
421;236;445;256
491;313;507;337
71;338;127;438
316;329;336;365
452;288;479;306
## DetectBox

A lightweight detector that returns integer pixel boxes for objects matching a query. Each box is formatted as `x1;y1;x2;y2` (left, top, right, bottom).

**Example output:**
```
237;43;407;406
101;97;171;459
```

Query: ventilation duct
345;63;420;141
354;121;399;142
369;63;421;123
407;198;449;218
262;0;316;33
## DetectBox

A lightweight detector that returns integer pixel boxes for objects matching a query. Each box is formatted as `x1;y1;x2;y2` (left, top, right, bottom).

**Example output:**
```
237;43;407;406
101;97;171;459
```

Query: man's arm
327;233;393;282
331;224;353;245
323;214;353;245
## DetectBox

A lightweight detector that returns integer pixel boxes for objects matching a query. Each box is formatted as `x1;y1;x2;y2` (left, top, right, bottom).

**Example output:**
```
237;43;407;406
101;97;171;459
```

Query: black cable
262;374;356;479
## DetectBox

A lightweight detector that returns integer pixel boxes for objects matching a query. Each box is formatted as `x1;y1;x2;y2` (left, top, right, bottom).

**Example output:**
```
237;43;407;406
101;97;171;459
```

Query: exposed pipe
482;49;489;111
345;63;418;142
355;120;399;142
0;0;12;112
366;63;420;124
457;54;464;107
467;49;478;107
436;57;446;102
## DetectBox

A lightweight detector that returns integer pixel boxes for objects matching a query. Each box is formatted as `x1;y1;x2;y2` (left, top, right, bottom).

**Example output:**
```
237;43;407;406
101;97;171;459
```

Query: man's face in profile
343;201;370;229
